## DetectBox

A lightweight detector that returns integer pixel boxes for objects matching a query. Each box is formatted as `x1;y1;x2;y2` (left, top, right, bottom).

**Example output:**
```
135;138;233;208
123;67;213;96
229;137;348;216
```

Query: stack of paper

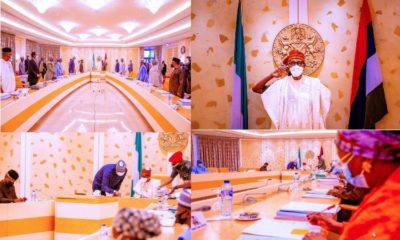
178;98;191;106
241;219;321;240
302;189;337;199
275;202;339;221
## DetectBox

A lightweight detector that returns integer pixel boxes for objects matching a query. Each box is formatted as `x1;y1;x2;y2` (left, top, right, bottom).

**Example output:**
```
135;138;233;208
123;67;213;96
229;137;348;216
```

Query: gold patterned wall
239;137;336;170
103;133;135;197
29;133;94;199
0;133;21;195
142;132;191;175
192;0;400;129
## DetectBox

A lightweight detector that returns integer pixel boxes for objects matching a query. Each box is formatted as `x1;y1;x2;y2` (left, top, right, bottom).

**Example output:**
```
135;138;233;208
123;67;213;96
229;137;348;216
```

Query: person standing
158;151;191;194
45;57;55;81
1;47;16;93
68;57;75;74
38;57;47;79
138;60;148;82
18;56;25;75
24;55;29;74
114;59;120;73
120;58;126;76
128;60;133;76
161;60;167;78
27;52;39;86
55;58;63;78
148;59;162;87
169;57;185;98
79;60;84;73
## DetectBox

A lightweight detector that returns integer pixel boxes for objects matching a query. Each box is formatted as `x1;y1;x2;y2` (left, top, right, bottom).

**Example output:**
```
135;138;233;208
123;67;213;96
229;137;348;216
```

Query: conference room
190;130;399;239
1;0;191;132
0;131;191;240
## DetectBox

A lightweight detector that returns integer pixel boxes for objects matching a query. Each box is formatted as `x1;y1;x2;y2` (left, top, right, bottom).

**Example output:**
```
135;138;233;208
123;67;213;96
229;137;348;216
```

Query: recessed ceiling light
30;0;59;14
90;28;108;36
80;0;112;11
59;21;78;32
77;33;90;39
120;22;138;33
143;0;165;14
109;34;122;40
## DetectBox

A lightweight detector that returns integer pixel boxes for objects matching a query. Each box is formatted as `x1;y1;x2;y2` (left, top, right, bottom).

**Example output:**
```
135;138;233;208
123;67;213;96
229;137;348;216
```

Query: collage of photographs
0;0;399;240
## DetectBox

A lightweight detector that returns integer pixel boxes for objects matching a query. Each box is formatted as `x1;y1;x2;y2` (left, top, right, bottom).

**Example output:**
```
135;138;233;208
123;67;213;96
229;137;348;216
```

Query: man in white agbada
134;168;160;199
1;47;16;93
252;49;331;129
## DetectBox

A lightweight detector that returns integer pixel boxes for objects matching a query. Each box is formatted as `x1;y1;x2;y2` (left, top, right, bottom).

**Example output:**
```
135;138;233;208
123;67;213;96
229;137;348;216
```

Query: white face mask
340;152;370;188
290;65;304;77
116;171;125;177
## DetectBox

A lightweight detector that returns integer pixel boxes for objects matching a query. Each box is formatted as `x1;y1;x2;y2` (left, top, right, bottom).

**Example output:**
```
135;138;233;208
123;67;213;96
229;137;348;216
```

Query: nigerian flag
130;132;142;197
230;0;248;129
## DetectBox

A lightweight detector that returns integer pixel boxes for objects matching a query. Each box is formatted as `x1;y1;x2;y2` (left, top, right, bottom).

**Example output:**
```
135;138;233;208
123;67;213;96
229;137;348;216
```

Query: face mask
116;171;125;177
290;65;304;77
340;153;369;188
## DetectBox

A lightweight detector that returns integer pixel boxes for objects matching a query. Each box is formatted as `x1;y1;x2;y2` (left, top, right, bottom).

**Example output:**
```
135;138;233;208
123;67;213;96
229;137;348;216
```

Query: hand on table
15;198;27;203
303;232;327;240
306;213;340;233
169;186;177;195
113;191;121;197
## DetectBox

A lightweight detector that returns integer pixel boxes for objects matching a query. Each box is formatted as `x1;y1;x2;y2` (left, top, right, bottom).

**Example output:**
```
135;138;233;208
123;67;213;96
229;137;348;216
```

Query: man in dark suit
27;52;39;86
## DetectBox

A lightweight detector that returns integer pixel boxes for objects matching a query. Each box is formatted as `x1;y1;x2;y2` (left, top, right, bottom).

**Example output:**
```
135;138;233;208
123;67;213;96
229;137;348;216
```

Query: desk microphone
193;206;212;212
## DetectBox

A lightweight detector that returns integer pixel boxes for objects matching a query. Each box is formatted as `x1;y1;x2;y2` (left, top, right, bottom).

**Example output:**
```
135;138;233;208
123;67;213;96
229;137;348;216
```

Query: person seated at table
176;188;191;240
0;170;27;203
327;181;370;222
92;160;127;197
302;162;311;171
191;159;209;174
328;160;343;176
112;208;161;240
133;168;160;199
158;151;191;194
259;162;269;171
287;160;298;170
304;131;400;240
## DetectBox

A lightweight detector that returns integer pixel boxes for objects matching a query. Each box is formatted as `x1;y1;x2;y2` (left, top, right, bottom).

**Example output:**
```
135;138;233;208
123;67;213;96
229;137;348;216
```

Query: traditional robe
1;59;16;93
68;59;75;73
261;75;331;129
148;65;162;87
133;178;160;198
339;167;400;239
18;60;25;75
45;61;55;80
138;64;148;82
169;67;185;97
55;62;63;78
128;63;133;73
120;62;126;76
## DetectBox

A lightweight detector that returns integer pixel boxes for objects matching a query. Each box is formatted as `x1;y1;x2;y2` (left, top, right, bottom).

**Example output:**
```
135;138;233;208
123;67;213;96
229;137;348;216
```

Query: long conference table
0;72;190;132
191;171;341;239
0;196;186;240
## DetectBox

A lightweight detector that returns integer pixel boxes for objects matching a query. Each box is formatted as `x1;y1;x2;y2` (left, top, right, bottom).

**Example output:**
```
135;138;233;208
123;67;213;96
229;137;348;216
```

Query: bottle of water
291;172;300;199
31;189;37;202
100;224;107;240
220;180;233;217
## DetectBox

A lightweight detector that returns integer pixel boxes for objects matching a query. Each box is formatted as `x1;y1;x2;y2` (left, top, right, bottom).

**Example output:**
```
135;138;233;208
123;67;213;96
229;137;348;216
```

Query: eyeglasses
288;61;305;67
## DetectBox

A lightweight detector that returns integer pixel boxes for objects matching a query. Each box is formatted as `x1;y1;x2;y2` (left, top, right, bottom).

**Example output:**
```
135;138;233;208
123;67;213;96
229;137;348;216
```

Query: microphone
193;206;212;212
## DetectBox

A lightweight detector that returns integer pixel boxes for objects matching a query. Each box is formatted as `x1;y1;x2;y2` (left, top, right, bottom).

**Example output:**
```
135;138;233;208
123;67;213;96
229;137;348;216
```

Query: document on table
302;193;337;199
241;219;321;240
279;202;339;214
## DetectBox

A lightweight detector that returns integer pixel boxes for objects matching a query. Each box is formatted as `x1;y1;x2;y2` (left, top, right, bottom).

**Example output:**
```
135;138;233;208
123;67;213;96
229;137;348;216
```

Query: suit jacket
27;59;39;85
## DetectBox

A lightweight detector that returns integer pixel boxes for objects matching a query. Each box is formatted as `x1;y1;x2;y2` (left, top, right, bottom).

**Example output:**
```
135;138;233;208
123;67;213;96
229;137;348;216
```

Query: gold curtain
197;135;240;171
39;44;60;61
1;31;16;69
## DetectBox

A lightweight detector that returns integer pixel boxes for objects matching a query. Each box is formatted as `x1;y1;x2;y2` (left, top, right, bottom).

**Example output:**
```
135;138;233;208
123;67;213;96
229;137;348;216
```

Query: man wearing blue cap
92;160;127;197
191;159;209;174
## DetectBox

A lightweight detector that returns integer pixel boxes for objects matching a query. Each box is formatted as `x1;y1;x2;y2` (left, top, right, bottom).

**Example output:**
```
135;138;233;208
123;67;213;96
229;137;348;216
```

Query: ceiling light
143;0;165;14
59;21;78;32
77;33;90;39
30;0;59;14
109;34;122;40
120;22;138;33
122;1;190;41
80;0;112;11
90;28;108;36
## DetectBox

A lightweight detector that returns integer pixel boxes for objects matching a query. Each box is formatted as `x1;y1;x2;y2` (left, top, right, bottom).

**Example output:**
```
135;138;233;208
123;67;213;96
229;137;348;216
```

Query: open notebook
275;202;339;221
241;219;321;240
